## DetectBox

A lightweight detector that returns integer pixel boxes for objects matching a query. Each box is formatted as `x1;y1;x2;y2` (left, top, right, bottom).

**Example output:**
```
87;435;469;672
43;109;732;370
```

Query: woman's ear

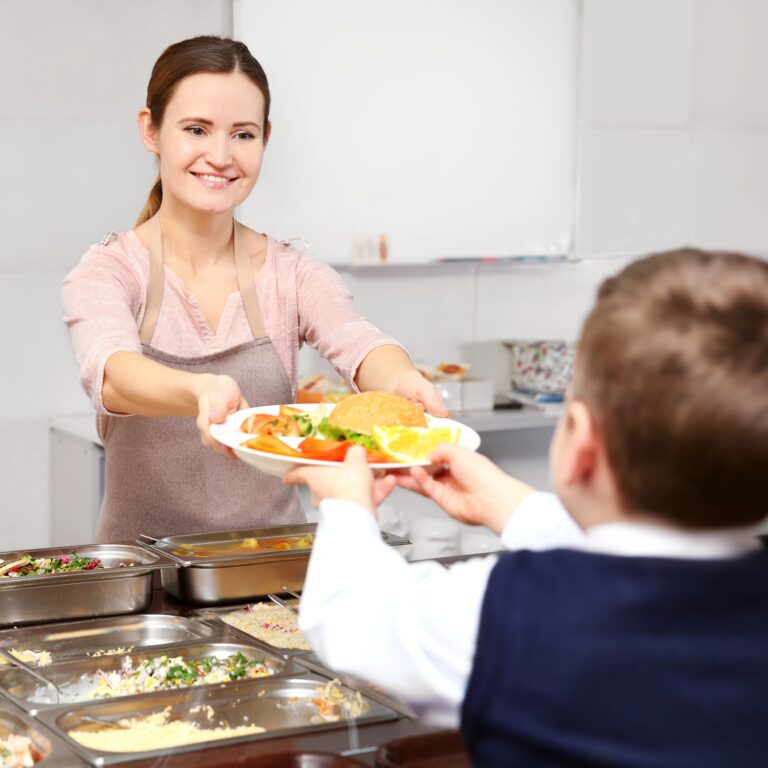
138;108;159;154
264;120;272;146
559;400;600;487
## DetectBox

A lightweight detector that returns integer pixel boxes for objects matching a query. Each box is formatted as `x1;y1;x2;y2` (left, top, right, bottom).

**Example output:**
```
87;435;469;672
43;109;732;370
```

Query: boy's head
552;248;768;530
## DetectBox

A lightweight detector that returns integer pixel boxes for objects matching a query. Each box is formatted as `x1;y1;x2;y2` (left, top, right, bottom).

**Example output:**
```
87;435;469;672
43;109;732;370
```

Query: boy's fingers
345;444;368;464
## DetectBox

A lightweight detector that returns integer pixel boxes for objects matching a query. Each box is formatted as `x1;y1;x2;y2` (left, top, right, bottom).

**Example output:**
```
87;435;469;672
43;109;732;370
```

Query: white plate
210;403;481;477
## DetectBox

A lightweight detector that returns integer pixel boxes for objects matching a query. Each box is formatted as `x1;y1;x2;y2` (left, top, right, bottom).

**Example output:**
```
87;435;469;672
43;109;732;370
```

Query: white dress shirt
298;493;760;728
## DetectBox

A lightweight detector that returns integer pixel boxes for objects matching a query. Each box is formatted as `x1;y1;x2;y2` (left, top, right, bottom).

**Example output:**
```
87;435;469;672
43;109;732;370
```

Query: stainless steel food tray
0;544;177;627
191;598;307;658
0;697;86;767
0;640;301;714
141;524;410;605
0;614;222;667
193;603;415;718
292;653;416;720
37;674;401;766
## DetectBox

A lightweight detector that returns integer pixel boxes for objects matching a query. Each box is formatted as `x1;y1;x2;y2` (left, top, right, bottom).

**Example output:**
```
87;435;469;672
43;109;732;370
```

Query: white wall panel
235;0;578;263
693;130;768;251
575;129;692;254
474;258;628;344
0;0;231;121
0;273;90;421
1;118;155;272
580;0;695;127
694;0;768;127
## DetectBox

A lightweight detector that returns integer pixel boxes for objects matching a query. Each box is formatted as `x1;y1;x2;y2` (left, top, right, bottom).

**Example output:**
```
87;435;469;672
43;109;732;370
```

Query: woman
63;36;443;542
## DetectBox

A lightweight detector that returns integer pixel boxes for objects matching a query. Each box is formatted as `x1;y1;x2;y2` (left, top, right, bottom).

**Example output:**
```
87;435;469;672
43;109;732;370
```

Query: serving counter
0;560;472;767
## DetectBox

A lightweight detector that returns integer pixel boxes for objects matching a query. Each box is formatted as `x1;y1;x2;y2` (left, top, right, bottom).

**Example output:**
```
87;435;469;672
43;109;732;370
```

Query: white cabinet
49;417;103;546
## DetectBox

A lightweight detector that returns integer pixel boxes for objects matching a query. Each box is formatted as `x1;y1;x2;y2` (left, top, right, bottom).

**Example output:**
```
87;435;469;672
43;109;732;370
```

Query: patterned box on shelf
504;340;576;395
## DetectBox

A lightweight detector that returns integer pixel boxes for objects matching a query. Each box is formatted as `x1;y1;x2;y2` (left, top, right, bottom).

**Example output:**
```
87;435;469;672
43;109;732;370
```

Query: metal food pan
190;598;308;658
0;698;87;767
0;640;300;714
292;653;416;720
141;524;409;605
0;544;177;627
0;614;223;667
38;674;401;766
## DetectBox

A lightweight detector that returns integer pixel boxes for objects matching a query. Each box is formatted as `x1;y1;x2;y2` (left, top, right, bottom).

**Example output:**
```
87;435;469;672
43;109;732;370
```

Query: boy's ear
138;108;159;154
560;400;600;486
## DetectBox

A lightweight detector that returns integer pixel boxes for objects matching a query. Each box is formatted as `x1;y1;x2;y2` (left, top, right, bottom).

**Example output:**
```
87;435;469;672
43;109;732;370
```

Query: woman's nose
205;134;233;167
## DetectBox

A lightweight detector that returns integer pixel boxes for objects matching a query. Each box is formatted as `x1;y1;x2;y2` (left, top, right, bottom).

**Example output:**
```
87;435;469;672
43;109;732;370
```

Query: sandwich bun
328;391;427;435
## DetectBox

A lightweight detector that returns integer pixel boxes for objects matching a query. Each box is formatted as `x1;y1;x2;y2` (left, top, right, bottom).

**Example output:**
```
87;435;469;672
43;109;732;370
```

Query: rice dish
222;603;310;651
68;706;264;753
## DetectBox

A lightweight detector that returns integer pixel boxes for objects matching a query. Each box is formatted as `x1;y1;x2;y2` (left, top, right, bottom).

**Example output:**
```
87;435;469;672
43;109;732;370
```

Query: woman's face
143;71;268;216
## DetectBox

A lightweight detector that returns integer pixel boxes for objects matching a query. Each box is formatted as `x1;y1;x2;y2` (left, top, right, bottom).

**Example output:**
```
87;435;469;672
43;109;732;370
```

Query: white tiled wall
575;0;768;257
3;0;768;549
0;0;231;549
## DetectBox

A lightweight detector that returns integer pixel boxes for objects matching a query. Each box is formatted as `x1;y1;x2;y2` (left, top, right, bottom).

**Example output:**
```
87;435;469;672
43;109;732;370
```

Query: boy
284;248;768;767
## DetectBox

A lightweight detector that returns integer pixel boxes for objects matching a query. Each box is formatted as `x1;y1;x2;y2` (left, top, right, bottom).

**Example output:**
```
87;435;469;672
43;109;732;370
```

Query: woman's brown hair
574;248;768;529
135;36;271;226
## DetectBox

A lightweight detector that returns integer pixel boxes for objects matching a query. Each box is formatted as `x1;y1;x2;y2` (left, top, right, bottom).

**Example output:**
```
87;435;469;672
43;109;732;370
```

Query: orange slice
371;426;460;463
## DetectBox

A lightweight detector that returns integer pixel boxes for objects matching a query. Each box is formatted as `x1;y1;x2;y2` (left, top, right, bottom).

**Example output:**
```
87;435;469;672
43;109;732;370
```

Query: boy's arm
500;492;587;551
299;499;498;728
401;445;587;550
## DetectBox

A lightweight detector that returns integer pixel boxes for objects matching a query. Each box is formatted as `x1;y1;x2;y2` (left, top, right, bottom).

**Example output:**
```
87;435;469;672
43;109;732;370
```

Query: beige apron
95;216;304;542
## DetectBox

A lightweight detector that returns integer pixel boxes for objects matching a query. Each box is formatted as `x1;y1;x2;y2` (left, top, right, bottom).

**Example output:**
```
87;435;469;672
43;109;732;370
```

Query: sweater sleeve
61;244;144;414
294;254;407;391
299;499;498;728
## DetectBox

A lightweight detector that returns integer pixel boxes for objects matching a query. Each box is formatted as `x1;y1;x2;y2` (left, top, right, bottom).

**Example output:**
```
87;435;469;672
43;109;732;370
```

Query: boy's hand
395;444;535;535
283;445;398;516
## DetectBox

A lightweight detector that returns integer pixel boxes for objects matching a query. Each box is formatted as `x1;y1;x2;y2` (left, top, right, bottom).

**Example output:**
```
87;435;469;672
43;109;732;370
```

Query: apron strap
234;221;267;339
138;216;266;344
138;215;166;346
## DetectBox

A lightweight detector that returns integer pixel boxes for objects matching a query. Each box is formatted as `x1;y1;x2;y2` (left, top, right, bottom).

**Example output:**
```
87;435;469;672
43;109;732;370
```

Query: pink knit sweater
63;230;402;416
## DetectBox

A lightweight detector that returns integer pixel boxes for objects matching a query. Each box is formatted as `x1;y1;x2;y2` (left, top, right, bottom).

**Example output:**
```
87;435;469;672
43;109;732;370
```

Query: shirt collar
583;522;761;559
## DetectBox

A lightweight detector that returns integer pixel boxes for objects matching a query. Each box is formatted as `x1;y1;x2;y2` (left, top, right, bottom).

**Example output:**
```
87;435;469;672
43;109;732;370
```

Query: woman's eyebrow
178;116;260;129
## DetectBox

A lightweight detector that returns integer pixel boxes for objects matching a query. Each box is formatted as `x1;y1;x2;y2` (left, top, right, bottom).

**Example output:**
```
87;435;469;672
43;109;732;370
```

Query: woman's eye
234;131;256;141
185;126;205;137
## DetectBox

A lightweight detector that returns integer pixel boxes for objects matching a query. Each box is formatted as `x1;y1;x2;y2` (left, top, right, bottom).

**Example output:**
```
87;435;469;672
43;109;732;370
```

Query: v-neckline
128;229;272;340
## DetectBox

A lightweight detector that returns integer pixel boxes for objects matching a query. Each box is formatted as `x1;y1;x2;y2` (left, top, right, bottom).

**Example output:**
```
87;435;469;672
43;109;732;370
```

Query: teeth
196;174;232;183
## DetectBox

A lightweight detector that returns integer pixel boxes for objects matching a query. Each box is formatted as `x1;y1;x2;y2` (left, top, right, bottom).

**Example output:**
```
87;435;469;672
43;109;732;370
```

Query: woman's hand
283;445;398;515
395;444;535;535
354;345;448;417
391;369;449;418
195;374;249;458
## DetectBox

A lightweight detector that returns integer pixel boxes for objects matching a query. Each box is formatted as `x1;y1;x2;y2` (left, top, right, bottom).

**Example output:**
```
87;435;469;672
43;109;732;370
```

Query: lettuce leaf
317;418;378;450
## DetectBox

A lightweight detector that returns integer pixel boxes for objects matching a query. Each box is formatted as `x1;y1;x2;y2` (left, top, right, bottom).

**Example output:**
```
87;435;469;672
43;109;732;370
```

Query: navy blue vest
462;548;768;767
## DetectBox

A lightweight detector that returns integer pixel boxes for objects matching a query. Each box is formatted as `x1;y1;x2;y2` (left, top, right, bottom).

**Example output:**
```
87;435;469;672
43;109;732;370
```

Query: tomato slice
298;438;352;462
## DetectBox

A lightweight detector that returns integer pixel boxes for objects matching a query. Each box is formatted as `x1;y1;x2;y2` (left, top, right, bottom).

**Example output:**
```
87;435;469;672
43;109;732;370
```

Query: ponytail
135;175;163;227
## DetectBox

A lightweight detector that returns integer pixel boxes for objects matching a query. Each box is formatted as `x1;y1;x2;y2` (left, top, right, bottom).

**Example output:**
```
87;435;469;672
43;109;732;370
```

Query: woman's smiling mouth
190;172;239;189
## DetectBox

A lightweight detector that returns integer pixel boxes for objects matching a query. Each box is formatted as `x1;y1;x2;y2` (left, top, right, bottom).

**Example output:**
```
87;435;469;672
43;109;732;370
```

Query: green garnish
316;418;378;450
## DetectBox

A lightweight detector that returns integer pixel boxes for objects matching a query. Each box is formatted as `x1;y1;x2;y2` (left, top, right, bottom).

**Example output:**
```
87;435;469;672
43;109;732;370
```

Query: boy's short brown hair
574;248;768;529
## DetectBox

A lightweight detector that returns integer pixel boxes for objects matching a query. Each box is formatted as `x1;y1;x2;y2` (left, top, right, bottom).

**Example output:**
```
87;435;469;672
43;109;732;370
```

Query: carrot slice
242;434;305;458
